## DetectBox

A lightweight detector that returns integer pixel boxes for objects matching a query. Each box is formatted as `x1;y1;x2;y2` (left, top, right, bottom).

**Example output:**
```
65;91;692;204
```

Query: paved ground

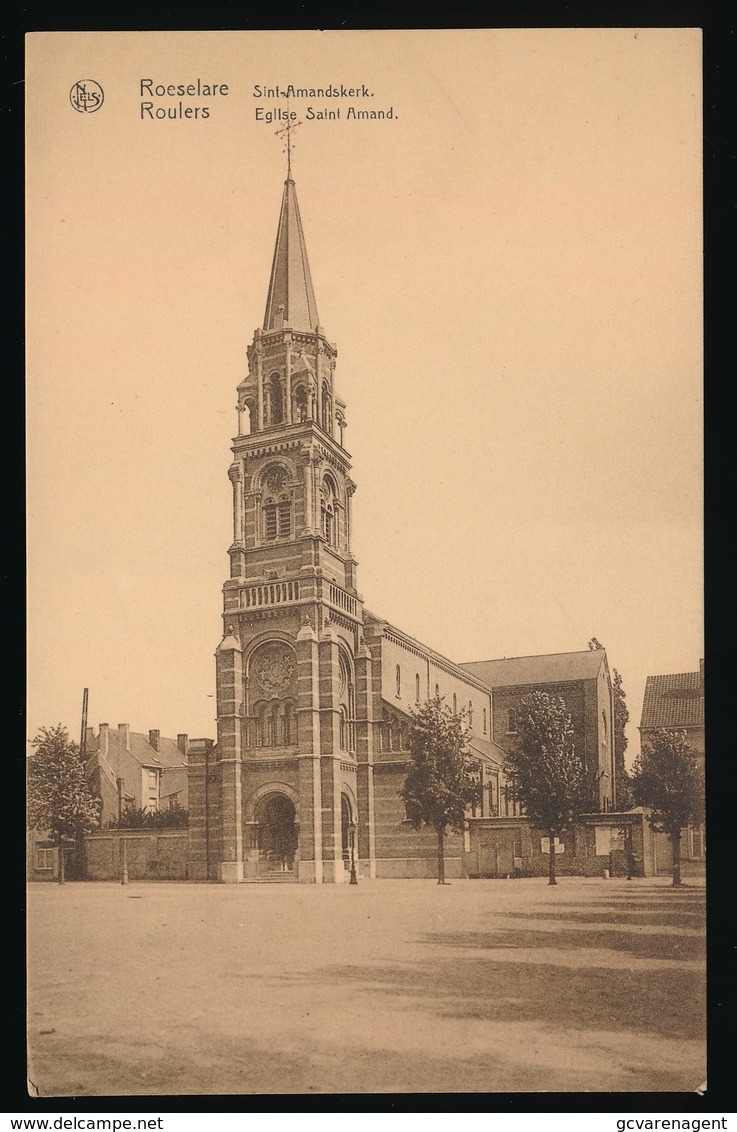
27;876;705;1096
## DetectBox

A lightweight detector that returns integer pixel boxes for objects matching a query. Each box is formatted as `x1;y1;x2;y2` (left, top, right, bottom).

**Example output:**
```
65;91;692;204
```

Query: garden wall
84;830;189;880
463;812;649;878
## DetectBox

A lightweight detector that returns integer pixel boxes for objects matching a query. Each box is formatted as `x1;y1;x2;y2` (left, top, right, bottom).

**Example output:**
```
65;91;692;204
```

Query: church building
186;173;613;883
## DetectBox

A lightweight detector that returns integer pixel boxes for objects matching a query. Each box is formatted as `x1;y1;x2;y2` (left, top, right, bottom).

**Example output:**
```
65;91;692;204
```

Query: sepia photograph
25;28;704;1098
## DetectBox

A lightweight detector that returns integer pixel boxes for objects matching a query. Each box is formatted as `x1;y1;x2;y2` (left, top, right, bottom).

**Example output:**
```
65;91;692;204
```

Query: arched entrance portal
253;792;298;875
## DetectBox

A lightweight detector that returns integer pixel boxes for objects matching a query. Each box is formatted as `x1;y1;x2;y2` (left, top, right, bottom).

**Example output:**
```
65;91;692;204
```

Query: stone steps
243;871;298;883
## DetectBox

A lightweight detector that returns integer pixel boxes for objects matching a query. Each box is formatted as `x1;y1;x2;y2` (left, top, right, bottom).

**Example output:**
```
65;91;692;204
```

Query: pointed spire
263;178;320;333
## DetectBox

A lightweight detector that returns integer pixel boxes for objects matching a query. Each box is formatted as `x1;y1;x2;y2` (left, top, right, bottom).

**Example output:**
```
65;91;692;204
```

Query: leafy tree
631;728;704;886
107;803;189;830
27;725;101;884
504;691;591;885
588;639;632;810
401;697;481;884
611;668;632;809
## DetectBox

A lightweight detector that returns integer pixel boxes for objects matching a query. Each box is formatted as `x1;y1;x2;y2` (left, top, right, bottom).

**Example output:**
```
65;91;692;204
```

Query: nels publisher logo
70;80;104;113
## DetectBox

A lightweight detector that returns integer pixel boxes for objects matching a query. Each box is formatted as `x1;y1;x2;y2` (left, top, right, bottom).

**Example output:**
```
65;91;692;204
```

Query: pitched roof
86;729;188;771
364;608;493;694
640;669;704;729
460;650;605;689
263;178;320;333
468;736;507;768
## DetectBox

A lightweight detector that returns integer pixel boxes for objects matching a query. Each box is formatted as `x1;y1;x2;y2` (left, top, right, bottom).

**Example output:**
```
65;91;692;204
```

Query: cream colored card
26;30;703;1098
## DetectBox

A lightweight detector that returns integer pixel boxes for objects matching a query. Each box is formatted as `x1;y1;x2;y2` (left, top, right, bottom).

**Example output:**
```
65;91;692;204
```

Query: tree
631;728;704;886
611;669;632;809
504;691;591;885
27;725;101;884
588;639;632;810
401;697;481;884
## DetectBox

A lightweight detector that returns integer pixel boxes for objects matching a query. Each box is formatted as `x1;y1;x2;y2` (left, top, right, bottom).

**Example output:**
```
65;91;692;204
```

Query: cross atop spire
275;111;302;180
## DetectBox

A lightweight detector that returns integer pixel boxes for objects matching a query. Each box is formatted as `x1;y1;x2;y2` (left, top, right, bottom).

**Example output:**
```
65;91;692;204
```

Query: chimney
99;723;109;758
177;734;189;756
118;723;130;751
85;726;95;748
149;729;160;751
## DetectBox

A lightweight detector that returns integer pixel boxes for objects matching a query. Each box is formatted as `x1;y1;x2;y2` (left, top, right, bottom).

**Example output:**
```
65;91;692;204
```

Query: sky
26;29;703;763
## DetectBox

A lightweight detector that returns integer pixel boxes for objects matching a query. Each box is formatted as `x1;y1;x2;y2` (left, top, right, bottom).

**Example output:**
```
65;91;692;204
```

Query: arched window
256;702;274;747
239;399;254;436
507;708;517;734
278;499;291;536
468;700;473;725
320;475;337;547
248;642;297;750
396;665;401;697
283;701;295;745
263;495;292;540
322;503;334;545
261;464;292;542
602;710;608;740
254;701;298;748
293;384;308;422
435;683;440;700
452;693;457;714
483;707;487;734
268;372;284;425
268;703;279;747
415;674;421;703
321;380;332;433
338;651;355;753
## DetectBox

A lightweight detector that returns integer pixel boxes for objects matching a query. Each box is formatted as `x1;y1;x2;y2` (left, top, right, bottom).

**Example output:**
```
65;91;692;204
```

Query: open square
27;876;705;1096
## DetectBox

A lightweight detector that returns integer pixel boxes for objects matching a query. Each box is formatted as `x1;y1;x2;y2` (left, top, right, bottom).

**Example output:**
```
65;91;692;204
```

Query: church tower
188;173;377;883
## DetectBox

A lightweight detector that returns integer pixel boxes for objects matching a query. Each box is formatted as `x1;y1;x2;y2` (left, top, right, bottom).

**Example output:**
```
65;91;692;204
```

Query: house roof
460;650;605;689
85;729;188;771
640;669;704;729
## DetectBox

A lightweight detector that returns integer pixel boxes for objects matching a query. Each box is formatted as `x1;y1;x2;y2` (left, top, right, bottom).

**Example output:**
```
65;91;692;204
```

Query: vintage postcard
26;29;703;1097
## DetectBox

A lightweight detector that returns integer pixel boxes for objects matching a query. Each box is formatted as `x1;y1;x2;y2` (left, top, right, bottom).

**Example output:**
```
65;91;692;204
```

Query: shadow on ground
320;954;705;1039
529;891;705;907
490;909;704;927
310;891;705;1041
423;925;704;962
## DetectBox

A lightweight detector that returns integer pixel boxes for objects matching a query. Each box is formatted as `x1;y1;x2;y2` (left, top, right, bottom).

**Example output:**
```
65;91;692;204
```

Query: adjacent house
84;723;190;825
638;661;705;874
